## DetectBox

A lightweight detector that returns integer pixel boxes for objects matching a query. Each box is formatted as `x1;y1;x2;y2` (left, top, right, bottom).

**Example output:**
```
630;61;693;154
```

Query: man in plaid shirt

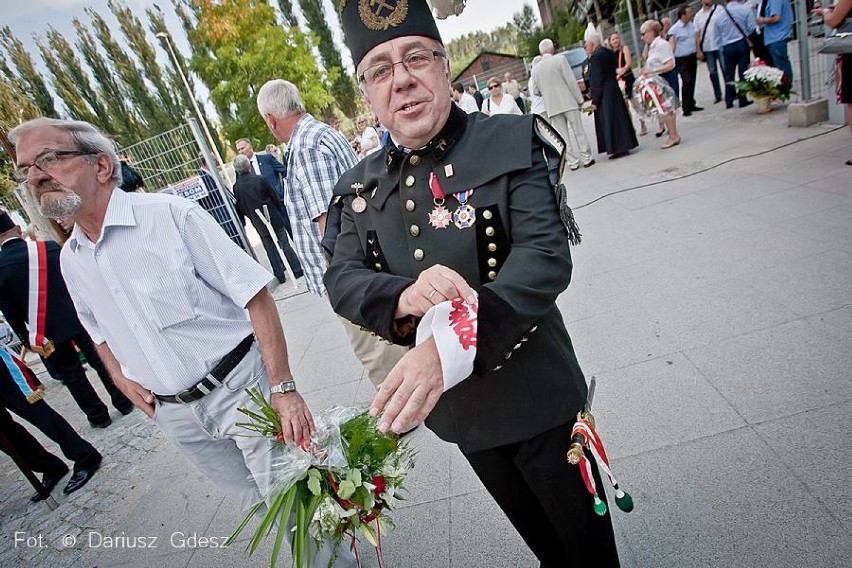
257;80;358;297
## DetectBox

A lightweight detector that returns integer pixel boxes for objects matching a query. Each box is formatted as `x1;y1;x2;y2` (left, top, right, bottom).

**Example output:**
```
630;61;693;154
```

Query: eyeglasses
14;150;94;182
358;49;446;87
488;85;500;90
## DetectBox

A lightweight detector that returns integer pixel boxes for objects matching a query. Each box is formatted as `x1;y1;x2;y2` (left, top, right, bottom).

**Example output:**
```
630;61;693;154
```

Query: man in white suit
531;38;595;171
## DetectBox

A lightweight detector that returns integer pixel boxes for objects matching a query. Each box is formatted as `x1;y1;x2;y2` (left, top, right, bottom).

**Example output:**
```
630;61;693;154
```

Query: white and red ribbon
25;240;50;351
416;297;478;391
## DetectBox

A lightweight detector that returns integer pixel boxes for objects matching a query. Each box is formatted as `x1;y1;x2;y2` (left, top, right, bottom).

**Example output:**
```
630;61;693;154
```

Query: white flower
744;64;784;87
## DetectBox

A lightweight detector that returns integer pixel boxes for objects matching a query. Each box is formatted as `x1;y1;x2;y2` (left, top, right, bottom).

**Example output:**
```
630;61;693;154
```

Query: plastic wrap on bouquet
632;74;679;118
228;392;416;568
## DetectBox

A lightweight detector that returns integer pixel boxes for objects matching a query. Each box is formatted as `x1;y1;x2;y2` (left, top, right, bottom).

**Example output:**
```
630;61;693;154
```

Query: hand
697;50;705;61
395;264;476;319
270;391;316;445
641;67;652;75
370;338;443;434
113;374;156;418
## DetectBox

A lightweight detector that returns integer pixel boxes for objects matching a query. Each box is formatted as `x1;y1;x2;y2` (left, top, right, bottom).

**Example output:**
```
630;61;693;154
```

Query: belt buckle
174;390;194;404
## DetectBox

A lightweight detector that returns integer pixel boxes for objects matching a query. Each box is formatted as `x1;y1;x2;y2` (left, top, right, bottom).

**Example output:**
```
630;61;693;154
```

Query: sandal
655;127;666;138
661;136;681;149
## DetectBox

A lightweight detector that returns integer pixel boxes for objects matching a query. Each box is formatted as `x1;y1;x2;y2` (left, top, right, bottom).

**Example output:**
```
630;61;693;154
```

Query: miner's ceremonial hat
0;210;15;233
338;0;443;68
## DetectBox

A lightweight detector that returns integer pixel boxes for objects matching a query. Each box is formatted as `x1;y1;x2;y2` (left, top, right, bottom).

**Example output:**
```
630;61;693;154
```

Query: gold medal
352;196;367;213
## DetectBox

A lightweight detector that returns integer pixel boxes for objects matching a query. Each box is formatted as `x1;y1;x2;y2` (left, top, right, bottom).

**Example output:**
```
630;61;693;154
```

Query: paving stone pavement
1;88;850;567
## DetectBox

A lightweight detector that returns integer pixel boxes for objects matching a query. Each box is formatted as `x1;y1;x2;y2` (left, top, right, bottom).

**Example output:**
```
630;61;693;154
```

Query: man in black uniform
0;210;132;427
1;347;102;500
325;1;620;566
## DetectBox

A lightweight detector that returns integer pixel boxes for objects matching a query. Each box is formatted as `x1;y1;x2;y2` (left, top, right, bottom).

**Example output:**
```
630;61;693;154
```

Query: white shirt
694;5;723;51
527;75;547;116
455;92;479;114
248;153;260;174
646;36;675;71
484;94;522;116
61;189;272;394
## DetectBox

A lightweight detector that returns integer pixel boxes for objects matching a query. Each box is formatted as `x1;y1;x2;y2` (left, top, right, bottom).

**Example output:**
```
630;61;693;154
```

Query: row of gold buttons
493;325;538;372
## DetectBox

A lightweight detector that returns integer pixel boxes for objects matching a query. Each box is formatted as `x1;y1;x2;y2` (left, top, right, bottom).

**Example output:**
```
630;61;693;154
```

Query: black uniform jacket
324;106;588;453
0;238;84;348
232;172;284;239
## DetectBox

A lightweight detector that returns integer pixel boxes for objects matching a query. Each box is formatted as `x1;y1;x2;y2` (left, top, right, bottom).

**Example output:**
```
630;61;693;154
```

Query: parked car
560;46;589;92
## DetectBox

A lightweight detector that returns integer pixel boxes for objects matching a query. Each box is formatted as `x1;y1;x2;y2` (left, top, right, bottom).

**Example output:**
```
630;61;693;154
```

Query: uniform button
493;365;503;371
487;258;497;267
413;248;425;261
409;155;421;166
485;226;495;236
405;199;416;212
483;210;493;220
487;270;497;280
410;225;420;237
374;263;382;270
405;175;416;187
488;243;497;252
530;325;538;332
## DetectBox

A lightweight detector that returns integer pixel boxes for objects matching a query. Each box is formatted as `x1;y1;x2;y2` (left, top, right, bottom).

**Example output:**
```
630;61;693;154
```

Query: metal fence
118;118;253;255
0;192;24;220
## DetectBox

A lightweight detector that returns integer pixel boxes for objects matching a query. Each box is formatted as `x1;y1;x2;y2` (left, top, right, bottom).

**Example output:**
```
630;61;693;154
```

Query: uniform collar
385;105;468;171
0;235;23;249
68;188;136;253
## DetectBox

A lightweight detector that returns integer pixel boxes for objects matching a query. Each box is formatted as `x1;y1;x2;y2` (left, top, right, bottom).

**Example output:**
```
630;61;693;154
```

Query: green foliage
0;27;56;118
188;0;333;146
522;9;585;58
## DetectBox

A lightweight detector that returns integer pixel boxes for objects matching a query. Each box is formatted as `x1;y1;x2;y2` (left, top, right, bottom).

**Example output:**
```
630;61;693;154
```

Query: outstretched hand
270;392;316;445
370;338;443;434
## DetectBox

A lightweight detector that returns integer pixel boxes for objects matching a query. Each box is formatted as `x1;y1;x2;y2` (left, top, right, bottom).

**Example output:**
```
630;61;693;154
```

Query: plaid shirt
284;114;358;296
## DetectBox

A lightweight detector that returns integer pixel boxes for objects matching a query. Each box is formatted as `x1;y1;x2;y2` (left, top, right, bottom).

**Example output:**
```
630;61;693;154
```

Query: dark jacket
0;238;85;347
324;105;587;453
232;172;284;238
254;153;287;200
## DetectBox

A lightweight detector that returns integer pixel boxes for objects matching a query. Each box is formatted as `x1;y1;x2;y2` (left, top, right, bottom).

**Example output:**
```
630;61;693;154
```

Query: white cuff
415;298;478;392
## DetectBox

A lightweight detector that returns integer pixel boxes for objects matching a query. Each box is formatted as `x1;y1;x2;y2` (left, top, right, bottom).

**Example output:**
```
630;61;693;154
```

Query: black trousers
0;402;101;475
40;332;130;425
676;53;698;112
464;420;621;568
251;208;303;283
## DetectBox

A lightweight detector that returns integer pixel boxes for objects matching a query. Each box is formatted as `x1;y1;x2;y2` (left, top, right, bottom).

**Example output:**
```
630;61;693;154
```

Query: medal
428;201;451;229
351;183;366;213
452;189;476;229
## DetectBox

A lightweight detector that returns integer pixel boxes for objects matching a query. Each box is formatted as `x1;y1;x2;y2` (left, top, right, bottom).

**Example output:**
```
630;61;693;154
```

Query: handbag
820;20;852;54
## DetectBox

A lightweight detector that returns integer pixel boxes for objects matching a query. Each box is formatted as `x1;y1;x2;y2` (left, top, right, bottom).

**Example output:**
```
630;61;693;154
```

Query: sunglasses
488;84;499;89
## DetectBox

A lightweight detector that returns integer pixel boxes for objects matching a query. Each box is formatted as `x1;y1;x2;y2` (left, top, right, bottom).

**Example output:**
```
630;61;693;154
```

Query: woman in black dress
585;30;639;158
610;32;647;136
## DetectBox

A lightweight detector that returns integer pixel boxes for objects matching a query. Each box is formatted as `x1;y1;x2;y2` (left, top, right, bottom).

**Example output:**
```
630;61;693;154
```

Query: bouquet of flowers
227;388;416;568
732;60;792;101
632;74;679;118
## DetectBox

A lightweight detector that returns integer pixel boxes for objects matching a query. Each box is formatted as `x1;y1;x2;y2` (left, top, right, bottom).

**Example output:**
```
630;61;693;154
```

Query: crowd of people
2;1;849;567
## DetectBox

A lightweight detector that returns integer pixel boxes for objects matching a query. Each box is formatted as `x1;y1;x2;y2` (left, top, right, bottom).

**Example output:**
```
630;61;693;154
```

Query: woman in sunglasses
482;76;523;116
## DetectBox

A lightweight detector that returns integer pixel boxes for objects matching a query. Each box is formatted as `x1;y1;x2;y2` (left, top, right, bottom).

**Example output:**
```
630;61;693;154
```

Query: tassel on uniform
555;183;582;245
567;411;633;515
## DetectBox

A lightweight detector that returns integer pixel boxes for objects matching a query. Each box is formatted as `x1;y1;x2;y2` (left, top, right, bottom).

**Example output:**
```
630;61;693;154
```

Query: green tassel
615;489;634;513
592;495;607;516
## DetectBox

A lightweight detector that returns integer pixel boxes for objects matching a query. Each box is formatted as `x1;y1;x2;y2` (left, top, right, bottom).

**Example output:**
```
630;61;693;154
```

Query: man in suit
232;155;303;284
0;210;132;428
235;139;303;276
326;2;620;565
532;38;595;171
468;83;484;110
1;346;102;501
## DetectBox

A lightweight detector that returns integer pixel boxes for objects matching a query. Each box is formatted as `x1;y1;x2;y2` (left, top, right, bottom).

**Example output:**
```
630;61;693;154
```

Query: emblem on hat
358;0;408;31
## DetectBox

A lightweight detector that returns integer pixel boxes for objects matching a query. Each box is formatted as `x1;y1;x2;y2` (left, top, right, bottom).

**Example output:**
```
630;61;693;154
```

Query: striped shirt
61;189;273;394
284;114;358;296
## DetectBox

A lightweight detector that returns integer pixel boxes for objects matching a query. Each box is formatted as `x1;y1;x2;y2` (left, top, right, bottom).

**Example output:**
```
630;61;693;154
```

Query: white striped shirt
61;189;273;394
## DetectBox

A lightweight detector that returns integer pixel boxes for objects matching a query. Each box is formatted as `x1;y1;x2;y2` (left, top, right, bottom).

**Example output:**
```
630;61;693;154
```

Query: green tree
0;69;40;194
72;18;144;143
86;7;175;135
189;0;332;145
35;35;100;124
299;0;358;118
0;27;56;117
276;0;299;27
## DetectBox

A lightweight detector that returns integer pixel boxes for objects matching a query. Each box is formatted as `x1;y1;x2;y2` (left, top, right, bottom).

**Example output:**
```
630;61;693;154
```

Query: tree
189;0;333;145
86;7;176;135
0;27;56;117
276;0;299;27
35;35;100;125
72;18;144;144
299;0;358;118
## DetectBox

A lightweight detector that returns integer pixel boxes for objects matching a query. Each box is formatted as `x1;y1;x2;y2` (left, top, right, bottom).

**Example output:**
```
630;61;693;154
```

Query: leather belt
154;335;255;404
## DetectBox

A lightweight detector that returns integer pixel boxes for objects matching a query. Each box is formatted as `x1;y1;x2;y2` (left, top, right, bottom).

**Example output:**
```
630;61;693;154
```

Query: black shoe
692;106;704;112
655;128;666;138
292;271;304;279
714;98;722;104
726;104;734;109
64;460;101;494
118;406;134;416
582;159;596;168
683;110;692;116
89;417;112;429
30;468;70;502
608;152;629;160
740;100;753;108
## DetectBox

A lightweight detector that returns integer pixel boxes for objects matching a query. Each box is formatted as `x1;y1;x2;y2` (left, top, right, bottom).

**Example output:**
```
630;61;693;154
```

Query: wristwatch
269;380;297;395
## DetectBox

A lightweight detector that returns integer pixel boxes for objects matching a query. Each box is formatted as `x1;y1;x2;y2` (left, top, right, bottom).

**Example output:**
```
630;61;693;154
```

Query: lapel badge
444;164;454;178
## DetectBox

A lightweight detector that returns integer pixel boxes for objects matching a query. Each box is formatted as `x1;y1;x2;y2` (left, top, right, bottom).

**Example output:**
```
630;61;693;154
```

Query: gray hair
585;31;602;44
233;154;251;174
9;117;122;185
538;38;555;55
257;79;306;118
